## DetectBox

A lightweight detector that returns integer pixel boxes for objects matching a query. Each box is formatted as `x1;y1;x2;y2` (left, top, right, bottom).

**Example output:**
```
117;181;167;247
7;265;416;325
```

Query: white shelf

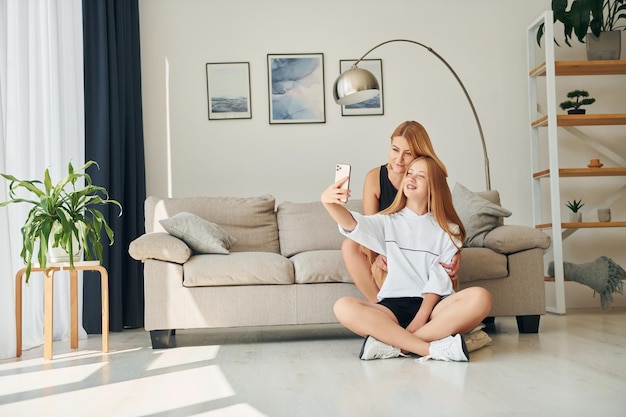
526;11;626;314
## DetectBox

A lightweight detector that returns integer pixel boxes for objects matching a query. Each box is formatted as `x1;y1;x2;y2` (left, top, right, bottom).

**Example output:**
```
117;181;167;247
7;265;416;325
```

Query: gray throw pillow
452;183;512;247
159;212;237;254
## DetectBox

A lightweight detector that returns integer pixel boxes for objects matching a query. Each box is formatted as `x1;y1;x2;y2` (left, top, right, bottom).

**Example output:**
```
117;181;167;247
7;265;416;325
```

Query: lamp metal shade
333;67;380;105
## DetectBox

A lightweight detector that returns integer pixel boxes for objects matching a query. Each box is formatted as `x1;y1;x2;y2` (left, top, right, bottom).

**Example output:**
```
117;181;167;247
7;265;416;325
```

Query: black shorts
378;297;423;328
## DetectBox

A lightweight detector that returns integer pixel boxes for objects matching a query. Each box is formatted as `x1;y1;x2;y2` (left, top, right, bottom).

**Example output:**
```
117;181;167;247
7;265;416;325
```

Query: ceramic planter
586;30;622;60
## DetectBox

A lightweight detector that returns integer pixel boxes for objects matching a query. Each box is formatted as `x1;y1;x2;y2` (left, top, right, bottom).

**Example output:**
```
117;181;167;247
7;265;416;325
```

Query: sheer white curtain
0;0;85;359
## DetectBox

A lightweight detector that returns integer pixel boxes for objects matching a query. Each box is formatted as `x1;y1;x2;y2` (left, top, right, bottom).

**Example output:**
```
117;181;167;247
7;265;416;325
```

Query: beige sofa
129;190;550;348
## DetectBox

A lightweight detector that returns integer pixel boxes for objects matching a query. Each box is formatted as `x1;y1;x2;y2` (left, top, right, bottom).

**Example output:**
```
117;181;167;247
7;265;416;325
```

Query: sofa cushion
183;252;294;287
145;195;280;254
159;212;237;254
458;247;508;282
484;225;551;254
291;250;353;284
277;199;363;257
452;183;512;248
128;232;192;264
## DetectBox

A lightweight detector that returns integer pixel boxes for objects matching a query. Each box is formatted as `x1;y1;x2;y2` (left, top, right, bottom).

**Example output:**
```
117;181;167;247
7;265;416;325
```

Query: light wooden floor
1;309;625;417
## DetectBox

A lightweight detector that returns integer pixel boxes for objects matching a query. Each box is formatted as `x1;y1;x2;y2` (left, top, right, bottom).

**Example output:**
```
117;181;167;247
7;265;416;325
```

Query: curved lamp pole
333;39;491;190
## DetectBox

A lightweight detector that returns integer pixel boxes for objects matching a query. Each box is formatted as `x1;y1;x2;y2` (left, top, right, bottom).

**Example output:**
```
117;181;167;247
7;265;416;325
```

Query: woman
342;121;460;303
322;156;492;362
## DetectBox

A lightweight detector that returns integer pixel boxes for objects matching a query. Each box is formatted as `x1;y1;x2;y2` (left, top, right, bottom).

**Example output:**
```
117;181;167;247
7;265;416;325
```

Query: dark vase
567;109;586;115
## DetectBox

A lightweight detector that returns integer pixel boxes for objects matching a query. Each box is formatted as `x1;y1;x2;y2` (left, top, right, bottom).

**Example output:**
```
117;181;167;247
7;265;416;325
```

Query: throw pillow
452;183;512;247
159;212;237;254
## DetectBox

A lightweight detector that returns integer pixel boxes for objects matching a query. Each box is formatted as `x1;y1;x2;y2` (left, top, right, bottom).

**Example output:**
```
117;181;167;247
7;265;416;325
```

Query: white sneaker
359;336;405;360
417;334;469;362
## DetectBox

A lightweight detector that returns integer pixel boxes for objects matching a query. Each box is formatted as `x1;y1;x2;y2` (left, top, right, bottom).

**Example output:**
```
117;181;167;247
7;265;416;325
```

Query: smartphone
334;163;351;203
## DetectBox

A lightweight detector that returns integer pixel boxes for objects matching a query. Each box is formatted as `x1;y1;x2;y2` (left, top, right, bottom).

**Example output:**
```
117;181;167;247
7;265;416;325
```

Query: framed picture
339;59;384;116
206;62;252;120
267;53;325;124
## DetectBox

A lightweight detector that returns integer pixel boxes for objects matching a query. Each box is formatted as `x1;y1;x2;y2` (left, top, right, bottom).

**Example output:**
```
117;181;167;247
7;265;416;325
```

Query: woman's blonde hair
388;121;448;177
381;156;465;249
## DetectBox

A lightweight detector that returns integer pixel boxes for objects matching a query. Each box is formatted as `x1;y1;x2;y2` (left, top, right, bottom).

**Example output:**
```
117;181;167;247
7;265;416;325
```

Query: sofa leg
482;316;495;331
516;315;540;333
150;329;176;349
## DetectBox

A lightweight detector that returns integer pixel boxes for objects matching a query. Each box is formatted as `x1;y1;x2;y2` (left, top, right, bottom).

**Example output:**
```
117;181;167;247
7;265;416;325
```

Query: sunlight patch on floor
198;403;269;417
0;365;234;416
147;345;220;371
0;362;107;396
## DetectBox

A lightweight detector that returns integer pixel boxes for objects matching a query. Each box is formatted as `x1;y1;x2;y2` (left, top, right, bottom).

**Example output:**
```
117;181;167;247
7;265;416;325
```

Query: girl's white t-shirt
340;208;460;301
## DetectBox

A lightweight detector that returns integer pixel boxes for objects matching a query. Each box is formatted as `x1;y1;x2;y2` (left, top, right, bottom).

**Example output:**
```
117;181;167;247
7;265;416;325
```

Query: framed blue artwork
267;53;325;124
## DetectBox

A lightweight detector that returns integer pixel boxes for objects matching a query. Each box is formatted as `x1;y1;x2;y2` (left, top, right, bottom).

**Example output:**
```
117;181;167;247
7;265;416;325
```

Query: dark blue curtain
82;0;146;332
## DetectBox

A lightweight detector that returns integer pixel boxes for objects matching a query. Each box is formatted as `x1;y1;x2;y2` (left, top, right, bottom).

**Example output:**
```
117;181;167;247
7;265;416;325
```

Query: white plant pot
47;234;83;263
569;212;582;223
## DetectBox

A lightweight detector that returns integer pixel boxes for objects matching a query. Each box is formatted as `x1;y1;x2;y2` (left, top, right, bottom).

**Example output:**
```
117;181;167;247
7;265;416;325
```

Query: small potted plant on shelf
559;90;596;114
566;199;585;222
0;160;122;282
536;0;626;59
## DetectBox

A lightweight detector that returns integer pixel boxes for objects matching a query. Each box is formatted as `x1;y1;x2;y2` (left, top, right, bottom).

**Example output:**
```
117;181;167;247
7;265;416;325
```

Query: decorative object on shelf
331;39;491;190
559;90;596;114
586;29;622;60
0;161;122;282
588;158;604;168
536;0;626;60
548;256;625;310
267;53;325;124
597;208;612;222
566;199;584;222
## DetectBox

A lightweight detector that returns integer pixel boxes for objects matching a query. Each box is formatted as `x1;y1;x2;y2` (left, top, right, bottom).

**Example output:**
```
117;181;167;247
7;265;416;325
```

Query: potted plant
566;199;585;222
0;160;122;282
537;0;626;59
559;89;596;114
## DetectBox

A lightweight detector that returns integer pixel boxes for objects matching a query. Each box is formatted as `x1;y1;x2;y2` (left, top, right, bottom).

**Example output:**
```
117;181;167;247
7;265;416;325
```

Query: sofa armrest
483;225;551;255
129;232;192;264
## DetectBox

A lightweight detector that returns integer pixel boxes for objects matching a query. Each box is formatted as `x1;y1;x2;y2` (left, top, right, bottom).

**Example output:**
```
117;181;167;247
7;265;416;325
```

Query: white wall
138;0;625;309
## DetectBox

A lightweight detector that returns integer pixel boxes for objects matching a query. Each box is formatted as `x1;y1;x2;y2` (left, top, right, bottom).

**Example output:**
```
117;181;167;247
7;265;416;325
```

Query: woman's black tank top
378;165;398;211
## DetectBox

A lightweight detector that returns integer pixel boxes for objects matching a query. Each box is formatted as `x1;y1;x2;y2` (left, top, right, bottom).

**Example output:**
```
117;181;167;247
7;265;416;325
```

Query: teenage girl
322;156;492;361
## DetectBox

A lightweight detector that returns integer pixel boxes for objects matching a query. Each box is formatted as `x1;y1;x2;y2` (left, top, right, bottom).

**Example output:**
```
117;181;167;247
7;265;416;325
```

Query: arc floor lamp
332;39;491;190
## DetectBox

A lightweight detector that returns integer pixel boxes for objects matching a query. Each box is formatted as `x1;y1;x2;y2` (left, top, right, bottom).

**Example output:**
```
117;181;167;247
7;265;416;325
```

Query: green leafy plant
0;161;122;282
537;0;626;46
566;199;585;212
559;89;596;111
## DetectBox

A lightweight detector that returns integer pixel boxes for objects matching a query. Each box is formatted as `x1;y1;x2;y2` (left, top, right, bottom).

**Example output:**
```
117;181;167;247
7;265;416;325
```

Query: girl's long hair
381;156;466;249
387;121;447;177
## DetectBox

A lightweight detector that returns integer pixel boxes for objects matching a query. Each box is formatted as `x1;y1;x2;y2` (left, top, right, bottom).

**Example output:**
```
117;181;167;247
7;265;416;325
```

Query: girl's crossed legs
333;286;492;357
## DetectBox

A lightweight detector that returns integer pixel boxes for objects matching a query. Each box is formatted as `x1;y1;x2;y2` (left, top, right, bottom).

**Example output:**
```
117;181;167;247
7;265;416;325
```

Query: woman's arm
362;167;381;215
321;177;357;232
440;251;462;280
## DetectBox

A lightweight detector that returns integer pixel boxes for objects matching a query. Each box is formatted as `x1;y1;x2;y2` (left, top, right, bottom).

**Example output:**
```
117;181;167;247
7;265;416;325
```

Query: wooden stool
15;261;109;360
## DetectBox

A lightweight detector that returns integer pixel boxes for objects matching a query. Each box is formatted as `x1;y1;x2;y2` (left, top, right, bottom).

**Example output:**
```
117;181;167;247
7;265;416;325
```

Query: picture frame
339;59;384;116
206;62;252;120
267;53;325;124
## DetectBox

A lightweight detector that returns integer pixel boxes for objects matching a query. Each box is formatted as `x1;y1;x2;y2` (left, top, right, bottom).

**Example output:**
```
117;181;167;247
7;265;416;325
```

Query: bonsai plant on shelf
0;160;122;282
559;89;596;114
566;199;585;222
537;0;626;58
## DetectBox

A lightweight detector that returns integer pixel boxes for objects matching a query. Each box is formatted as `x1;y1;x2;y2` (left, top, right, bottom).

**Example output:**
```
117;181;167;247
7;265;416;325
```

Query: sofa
129;187;551;349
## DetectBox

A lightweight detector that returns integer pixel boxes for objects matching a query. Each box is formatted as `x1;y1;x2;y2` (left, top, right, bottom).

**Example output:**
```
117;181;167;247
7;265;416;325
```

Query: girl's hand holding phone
321;176;351;205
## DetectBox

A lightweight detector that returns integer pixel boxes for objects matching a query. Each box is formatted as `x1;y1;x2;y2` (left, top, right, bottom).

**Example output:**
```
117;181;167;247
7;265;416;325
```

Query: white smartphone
334;163;351;203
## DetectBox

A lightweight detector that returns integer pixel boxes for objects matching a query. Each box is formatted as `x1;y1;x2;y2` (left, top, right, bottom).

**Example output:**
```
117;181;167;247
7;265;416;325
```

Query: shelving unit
526;11;626;314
